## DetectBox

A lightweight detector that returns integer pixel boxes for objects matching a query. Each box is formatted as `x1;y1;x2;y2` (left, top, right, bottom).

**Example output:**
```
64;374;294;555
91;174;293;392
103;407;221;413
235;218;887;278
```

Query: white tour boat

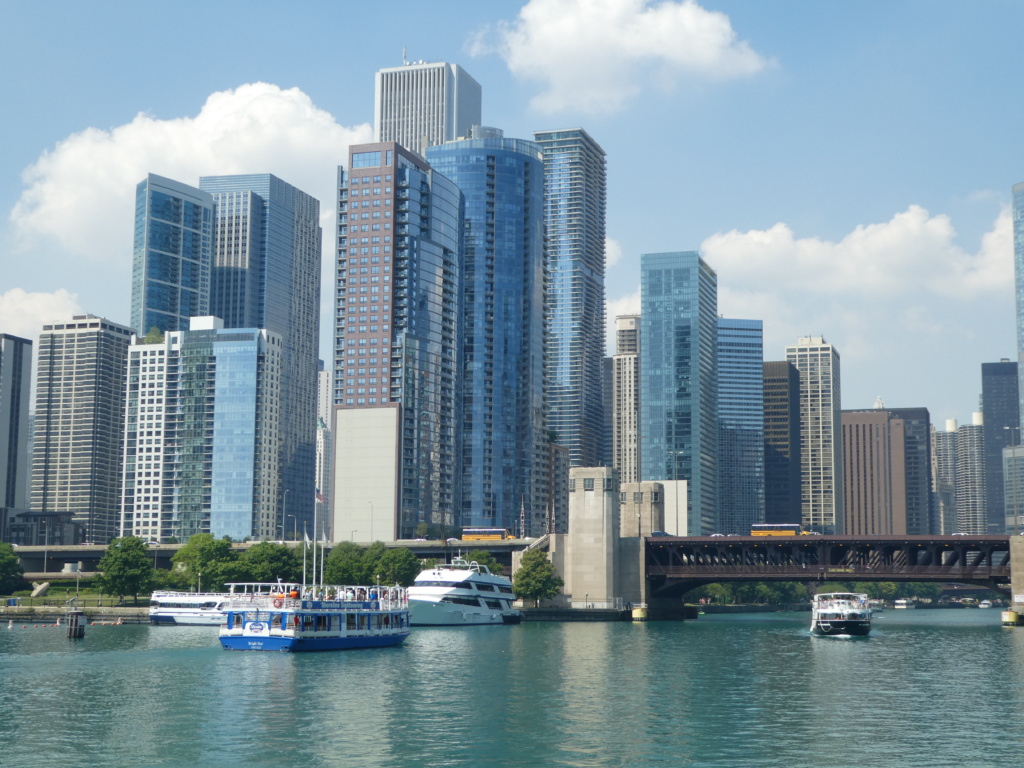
408;558;522;626
894;598;916;609
219;584;410;652
810;592;871;636
149;582;299;626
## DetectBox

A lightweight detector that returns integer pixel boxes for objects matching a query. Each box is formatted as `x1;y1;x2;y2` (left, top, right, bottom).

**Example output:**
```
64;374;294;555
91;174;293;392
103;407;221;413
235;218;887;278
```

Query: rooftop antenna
402;47;408;65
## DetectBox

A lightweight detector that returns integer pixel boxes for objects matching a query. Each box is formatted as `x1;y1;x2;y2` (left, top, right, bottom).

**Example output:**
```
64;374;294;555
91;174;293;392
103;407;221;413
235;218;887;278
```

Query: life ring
273;598;283;608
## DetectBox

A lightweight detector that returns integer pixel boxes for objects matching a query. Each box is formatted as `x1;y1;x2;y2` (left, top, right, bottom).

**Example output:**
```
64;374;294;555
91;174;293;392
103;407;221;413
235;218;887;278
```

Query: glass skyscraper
131;174;214;336
1014;182;1024;431
640;251;718;535
119;318;281;542
333;143;464;540
0;333;31;539
982;359;1020;533
534;129;607;468
427;133;547;536
199;174;321;538
717;318;765;534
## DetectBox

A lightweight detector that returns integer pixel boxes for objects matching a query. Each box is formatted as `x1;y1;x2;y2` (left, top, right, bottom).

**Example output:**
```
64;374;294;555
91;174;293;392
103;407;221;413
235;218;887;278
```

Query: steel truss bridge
645;535;1013;599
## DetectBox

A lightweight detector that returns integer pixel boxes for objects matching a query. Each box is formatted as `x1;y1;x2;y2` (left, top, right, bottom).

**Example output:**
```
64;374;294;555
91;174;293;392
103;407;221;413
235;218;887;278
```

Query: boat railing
221;586;409;612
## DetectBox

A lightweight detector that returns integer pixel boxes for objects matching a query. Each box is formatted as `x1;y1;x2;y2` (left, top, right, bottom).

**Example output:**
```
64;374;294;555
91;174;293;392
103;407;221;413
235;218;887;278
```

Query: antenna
402;47;408;65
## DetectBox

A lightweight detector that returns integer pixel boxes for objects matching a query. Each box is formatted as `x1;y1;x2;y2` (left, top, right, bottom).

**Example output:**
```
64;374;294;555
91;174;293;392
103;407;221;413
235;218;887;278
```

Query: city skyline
1;1;1021;428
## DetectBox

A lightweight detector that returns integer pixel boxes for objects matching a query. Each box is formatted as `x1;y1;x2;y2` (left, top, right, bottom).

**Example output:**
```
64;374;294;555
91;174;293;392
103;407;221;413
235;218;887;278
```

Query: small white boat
149;582;300;626
408;558;521;626
811;592;871;636
894;598;916;609
979;600;994;609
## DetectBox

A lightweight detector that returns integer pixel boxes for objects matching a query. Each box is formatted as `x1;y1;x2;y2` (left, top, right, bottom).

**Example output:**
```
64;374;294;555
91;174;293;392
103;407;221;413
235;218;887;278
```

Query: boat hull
811;619;871;636
150;613;224;626
409;599;520;626
220;631;410;652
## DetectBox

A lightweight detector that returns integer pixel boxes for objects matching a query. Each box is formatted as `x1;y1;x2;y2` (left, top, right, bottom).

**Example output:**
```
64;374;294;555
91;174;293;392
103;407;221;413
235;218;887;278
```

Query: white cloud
10;82;372;265
477;0;769;114
0;288;81;341
606;236;624;268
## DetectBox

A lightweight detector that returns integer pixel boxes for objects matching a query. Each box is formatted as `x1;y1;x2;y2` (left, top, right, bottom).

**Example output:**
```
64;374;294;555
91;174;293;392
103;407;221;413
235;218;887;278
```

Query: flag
303;529;311;546
316;492;326;505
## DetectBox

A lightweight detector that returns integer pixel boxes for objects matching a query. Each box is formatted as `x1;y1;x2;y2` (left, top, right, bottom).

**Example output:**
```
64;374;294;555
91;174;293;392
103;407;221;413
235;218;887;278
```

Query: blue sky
1;0;1021;427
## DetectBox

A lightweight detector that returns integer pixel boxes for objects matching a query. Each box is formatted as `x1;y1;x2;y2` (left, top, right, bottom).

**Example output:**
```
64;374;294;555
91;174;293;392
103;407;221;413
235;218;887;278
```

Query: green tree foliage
239;542;301;583
374;548;421;586
143;326;164;344
170;533;237;591
512;549;563;606
465;549;504;575
324;542;423;586
0;542;24;594
324;541;368;584
96;537;154;602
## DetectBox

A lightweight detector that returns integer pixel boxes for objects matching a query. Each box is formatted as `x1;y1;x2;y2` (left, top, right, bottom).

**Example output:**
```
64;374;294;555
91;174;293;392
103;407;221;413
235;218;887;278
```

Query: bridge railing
648;564;1011;580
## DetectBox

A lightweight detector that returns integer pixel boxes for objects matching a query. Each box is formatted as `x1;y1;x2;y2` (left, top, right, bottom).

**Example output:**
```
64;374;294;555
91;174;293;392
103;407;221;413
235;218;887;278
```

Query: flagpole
320;522;326;587
302;523;308;591
312;497;318;592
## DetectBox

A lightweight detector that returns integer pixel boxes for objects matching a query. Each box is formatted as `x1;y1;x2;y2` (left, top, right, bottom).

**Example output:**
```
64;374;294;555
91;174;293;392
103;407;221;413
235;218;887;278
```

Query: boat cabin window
441;596;483;607
476;583;496;592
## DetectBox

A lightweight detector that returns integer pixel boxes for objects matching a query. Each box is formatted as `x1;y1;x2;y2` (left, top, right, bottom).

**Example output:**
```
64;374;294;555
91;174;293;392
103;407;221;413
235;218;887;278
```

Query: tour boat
810;592;871;636
149;583;301;626
408;557;522;626
219;584;410;652
894;598;916;609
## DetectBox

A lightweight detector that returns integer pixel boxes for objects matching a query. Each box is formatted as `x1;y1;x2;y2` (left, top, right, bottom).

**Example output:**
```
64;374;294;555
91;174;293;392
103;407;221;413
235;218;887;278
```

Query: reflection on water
2;611;1024;767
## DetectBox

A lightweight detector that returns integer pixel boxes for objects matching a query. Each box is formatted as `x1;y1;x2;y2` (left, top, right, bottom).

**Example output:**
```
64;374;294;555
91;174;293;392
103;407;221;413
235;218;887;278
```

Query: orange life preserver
273;597;283;608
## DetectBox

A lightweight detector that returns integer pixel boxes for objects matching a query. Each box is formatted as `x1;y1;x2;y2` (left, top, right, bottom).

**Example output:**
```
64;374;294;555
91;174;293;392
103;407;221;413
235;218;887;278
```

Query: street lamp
287;514;297;541
281;488;290;541
368;501;374;543
351;529;357;542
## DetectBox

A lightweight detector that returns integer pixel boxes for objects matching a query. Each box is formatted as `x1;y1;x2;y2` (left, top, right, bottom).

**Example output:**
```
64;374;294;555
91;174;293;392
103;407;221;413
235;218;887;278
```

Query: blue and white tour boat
219;584;411;652
810;592;872;636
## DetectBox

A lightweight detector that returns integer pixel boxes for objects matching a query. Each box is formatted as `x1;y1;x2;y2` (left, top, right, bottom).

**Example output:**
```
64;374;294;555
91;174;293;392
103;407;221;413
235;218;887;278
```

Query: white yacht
149;583;300;626
408;558;522;626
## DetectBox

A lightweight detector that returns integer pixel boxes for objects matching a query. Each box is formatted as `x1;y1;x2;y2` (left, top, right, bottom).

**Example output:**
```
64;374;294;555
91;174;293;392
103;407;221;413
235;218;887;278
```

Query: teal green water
2;610;1023;767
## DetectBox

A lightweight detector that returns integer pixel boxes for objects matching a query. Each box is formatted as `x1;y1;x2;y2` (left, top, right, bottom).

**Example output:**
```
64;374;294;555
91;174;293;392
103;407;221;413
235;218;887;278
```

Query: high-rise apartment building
130;174;213;336
32;314;132;543
887;407;934;534
955;413;988;534
612;315;640;484
0;333;31;540
1014;181;1024;427
316;361;332;535
427;134;547;536
534;129;607;469
717;318;764;534
763;361;801;526
981;360;1019;533
119;317;281;542
199;174;321;538
640;251;718;535
332;143;464;541
932;421;957;534
786;336;842;533
374;61;482;154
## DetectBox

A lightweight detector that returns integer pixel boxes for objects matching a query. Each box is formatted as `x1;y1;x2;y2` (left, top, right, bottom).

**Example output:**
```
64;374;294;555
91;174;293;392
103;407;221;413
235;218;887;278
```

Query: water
2;610;1023;767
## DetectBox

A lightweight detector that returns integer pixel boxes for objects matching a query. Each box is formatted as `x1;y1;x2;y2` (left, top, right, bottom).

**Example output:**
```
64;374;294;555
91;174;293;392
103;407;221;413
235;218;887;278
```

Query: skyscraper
0;333;31;539
332;142;464;541
199;174;321;538
32;314;132;544
612;315;640;484
955;413;988;534
717;318;765;534
427;133;547;536
786;336;842;533
119;317;281;542
640;251;718;535
932;421;957;534
763;361;801;526
534;129;607;468
981;360;1019;533
130;174;214;336
1014;181;1024;426
888;407;934;534
374;61;482;154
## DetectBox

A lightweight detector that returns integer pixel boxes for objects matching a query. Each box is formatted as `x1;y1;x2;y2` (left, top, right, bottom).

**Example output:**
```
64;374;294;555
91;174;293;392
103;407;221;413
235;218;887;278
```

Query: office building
1014;181;1024;427
887;407;934;534
427;133;547;536
534;129;607;468
316;361;332;535
374;60;482;154
119;317;281;542
786;336;842;533
130;174;214;336
981;360;1019;533
763;361;801;526
640;251;718;535
0;334;32;540
612;315;640;484
332;142;464;541
199;174;322;539
32;314;132;544
717;318;764;534
1003;445;1024;533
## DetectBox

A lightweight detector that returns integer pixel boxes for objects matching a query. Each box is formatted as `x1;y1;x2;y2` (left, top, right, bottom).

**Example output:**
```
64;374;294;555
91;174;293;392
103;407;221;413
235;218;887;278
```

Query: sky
1;0;1021;428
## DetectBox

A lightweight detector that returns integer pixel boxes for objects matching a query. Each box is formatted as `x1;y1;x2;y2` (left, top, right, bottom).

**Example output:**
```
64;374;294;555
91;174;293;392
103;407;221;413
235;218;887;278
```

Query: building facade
763;361;802;526
954;413;988;534
332;142;464;541
612;315;640;484
32;314;132;544
119;318;281;542
1014;181;1024;430
534;129;607;468
982;359;1019;533
130;174;213;336
374;61;482;154
932;421;958;535
199;174;321;539
427;134;548;536
640;251;718;535
0;333;32;540
786;336;842;533
717;319;765;534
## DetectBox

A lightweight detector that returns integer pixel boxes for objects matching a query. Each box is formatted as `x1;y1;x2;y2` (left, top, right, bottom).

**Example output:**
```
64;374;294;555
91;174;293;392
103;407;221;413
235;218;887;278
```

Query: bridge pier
1010;536;1024;622
646;597;699;621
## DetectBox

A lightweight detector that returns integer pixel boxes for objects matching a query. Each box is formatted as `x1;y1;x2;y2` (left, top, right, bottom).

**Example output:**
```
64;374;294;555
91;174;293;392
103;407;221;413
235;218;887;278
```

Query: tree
324;541;367;585
143;326;164;344
170;533;237;591
375;548;421;586
512;549;563;607
465;549;504;575
96;537;154;602
0;542;24;594
239;542;301;583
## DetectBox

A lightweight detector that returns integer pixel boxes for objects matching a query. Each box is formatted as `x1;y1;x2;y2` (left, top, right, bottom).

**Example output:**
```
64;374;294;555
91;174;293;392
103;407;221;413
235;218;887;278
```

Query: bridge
645;534;1014;601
